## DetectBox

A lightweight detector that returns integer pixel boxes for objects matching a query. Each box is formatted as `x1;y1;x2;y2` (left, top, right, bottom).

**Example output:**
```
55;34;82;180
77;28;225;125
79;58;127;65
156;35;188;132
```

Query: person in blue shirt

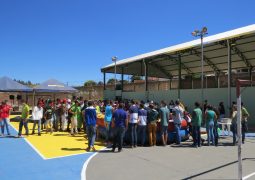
104;100;113;146
85;101;97;152
112;103;128;152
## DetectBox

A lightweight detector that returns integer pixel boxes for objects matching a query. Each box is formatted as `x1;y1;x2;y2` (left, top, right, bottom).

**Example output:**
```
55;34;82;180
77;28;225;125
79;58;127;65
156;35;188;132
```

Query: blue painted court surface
0;126;93;180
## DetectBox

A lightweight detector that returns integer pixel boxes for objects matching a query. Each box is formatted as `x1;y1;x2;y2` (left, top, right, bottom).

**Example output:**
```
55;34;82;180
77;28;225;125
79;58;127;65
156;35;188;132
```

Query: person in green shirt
18;99;30;137
241;102;249;144
68;100;79;135
191;102;202;147
77;105;83;132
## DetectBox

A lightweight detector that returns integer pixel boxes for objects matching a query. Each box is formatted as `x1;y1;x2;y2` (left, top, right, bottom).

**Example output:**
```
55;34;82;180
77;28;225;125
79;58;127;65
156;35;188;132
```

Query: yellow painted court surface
11;122;105;159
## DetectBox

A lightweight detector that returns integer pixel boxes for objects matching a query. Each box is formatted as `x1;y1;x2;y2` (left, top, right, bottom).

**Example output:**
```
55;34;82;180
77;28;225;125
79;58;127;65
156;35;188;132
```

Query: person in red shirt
0;100;12;136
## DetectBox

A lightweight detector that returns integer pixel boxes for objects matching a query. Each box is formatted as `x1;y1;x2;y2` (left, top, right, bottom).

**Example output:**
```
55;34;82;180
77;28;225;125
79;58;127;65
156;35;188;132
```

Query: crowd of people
0;97;250;152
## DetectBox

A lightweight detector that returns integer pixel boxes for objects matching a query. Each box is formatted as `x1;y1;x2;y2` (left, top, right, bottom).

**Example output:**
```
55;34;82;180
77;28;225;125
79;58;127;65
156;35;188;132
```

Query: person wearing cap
0;100;12;136
32;102;43;136
18;99;30;137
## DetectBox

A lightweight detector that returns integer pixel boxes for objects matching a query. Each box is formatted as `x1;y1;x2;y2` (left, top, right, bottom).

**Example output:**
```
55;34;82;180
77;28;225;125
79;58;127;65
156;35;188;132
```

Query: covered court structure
101;24;255;127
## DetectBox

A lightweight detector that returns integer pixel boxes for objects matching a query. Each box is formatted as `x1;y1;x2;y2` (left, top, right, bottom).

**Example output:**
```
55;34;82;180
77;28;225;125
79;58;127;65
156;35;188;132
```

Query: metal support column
121;67;124;91
250;67;253;87
227;40;232;113
178;54;181;99
103;71;106;90
143;59;149;101
169;78;172;90
191;75;194;89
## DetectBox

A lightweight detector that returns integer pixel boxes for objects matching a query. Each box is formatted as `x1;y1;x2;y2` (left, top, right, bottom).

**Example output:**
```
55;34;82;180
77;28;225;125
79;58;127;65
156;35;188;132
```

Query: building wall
104;87;255;128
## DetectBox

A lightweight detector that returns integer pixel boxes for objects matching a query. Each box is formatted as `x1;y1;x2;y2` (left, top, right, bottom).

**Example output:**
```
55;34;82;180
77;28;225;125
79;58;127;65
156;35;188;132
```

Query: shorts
161;126;168;135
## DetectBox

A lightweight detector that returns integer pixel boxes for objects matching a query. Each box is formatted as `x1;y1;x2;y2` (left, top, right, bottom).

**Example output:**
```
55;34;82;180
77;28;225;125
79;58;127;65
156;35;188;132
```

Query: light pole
112;56;118;90
192;27;208;109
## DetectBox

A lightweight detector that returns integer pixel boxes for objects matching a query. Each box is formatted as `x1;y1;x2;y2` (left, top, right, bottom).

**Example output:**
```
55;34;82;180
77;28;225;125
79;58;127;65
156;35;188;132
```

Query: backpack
45;108;53;120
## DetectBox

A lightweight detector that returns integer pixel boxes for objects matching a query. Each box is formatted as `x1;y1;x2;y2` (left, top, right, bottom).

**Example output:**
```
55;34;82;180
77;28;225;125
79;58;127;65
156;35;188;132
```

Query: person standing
172;100;184;145
191;102;202;148
159;101;170;146
205;105;217;146
85;101;97;152
32;102;43;136
137;103;147;146
231;105;238;145
147;104;159;146
69;100;80;135
128;100;139;148
18;99;30;137
104;100;113;146
241;102;249;144
112;103;128;152
44;104;54;134
0;100;12;136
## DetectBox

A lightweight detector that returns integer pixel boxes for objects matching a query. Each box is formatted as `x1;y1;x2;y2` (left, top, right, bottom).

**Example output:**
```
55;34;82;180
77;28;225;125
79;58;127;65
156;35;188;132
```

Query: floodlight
202;27;207;33
112;56;118;62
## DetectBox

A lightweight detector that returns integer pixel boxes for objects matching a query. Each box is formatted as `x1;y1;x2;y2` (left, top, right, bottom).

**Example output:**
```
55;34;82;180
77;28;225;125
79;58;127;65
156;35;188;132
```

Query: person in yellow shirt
18;99;30;137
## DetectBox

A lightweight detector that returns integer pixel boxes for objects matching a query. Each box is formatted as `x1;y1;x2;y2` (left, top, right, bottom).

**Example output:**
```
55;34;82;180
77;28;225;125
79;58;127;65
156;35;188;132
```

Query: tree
97;81;104;85
107;78;116;84
131;75;142;82
84;80;97;86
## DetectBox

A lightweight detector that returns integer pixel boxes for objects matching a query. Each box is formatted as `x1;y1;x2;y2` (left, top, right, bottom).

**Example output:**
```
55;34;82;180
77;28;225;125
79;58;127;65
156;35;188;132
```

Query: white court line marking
9;123;46;160
81;147;107;180
243;172;255;180
9;123;93;160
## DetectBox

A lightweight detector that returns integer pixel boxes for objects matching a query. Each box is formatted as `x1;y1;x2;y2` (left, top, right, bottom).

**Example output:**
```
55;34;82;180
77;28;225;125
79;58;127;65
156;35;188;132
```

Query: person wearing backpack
44;105;53;134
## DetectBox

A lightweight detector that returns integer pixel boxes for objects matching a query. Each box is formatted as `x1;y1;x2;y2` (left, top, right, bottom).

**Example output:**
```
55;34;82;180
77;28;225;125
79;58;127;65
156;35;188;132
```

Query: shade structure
34;79;78;93
0;76;32;92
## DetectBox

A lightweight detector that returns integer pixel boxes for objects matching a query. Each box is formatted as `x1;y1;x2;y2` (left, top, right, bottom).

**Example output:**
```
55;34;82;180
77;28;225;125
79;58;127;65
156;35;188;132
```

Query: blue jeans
0;121;3;135
207;121;215;146
105;121;112;142
129;123;137;146
18;119;29;136
174;124;181;144
232;123;237;144
87;125;96;147
1;118;10;135
112;126;125;150
32;119;41;134
192;125;201;146
138;125;146;146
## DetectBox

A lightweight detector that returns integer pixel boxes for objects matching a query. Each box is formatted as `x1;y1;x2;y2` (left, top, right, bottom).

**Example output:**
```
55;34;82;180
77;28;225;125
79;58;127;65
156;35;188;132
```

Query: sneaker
31;131;35;135
118;149;122;152
38;133;41;136
86;147;91;152
91;146;96;152
111;148;115;152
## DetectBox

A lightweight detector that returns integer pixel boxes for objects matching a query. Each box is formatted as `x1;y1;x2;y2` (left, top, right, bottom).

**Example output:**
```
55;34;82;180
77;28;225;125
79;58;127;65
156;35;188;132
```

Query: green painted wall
104;87;255;127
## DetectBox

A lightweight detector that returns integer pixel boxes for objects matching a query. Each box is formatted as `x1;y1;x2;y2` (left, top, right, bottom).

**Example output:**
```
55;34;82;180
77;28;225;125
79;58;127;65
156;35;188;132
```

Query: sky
0;0;254;86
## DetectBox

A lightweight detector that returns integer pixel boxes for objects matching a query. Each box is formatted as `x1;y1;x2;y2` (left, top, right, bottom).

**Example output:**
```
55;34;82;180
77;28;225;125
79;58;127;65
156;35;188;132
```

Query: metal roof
0;76;32;92
101;24;255;78
34;79;78;92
